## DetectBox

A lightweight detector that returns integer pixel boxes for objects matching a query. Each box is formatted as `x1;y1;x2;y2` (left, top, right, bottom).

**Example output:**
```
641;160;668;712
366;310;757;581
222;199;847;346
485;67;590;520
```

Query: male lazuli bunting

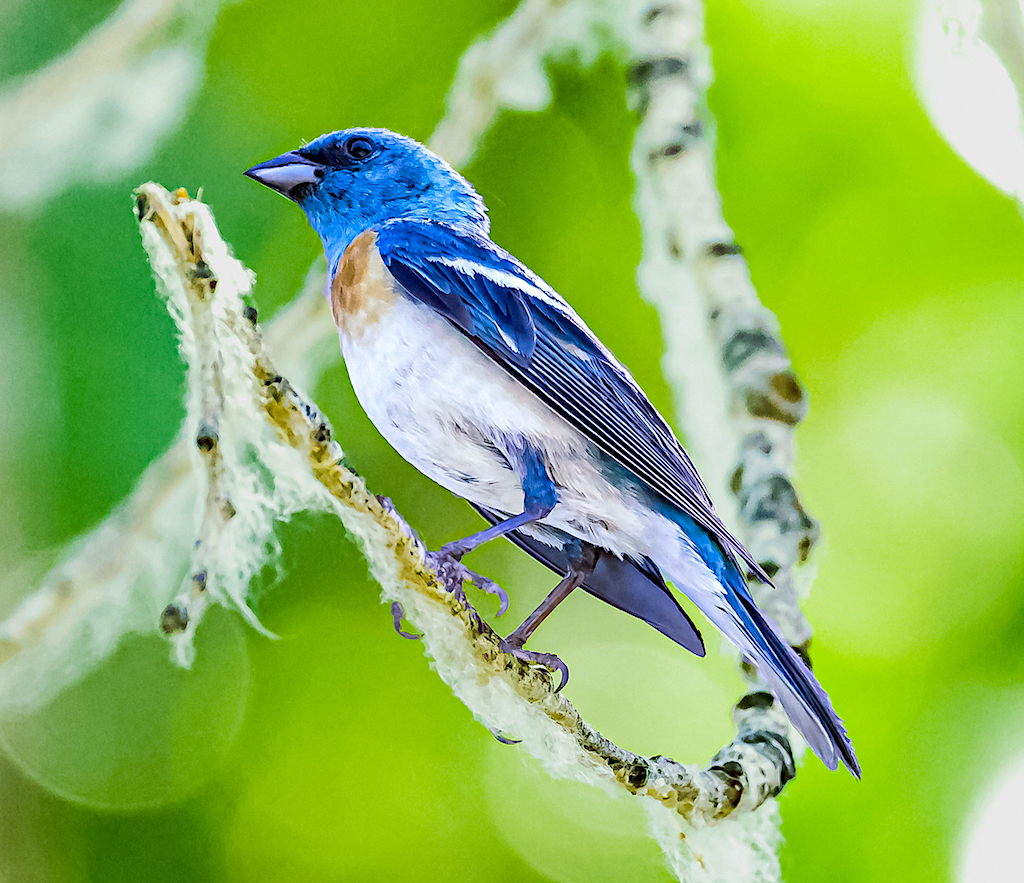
246;128;859;776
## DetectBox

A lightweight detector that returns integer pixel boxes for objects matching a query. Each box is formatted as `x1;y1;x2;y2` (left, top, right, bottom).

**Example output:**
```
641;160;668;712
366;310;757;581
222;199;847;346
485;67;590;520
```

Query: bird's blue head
245;128;488;269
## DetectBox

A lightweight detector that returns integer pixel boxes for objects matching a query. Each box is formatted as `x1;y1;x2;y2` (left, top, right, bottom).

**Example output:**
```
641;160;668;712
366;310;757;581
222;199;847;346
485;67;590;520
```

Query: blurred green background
1;0;1023;880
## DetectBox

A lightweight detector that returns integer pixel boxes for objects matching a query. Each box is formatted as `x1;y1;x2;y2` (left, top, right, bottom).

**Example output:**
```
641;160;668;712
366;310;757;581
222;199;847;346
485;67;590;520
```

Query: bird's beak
244;151;322;200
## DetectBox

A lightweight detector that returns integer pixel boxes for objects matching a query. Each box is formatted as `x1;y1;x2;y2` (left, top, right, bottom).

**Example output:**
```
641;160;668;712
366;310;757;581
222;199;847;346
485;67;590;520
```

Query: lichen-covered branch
628;0;817;646
626;0;824;834
0;234;336;713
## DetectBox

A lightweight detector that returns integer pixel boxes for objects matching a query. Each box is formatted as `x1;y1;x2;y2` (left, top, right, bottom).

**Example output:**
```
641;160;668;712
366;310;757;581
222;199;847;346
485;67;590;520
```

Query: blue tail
661;512;860;777
725;584;860;776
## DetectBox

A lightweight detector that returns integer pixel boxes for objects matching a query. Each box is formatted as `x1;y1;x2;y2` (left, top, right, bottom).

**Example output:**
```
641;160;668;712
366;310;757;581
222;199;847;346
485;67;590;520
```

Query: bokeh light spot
0;605;249;809
959;752;1024;883
914;0;1024;199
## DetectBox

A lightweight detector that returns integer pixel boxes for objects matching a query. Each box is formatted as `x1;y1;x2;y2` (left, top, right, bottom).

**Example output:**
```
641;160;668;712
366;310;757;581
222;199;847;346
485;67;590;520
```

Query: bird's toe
498;640;570;692
390;601;420;640
425;549;510;616
470;573;509;617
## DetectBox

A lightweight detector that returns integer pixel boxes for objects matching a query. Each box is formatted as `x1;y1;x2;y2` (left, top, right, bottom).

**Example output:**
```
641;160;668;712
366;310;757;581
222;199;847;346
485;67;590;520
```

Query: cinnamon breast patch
330;230;398;339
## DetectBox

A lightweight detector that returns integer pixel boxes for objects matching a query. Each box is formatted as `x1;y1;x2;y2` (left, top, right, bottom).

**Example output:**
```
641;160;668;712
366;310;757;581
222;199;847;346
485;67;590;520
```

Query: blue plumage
245;128;860;777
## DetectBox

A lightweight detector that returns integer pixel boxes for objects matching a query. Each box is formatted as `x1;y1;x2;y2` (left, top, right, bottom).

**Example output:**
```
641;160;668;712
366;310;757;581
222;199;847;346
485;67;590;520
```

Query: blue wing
375;218;771;584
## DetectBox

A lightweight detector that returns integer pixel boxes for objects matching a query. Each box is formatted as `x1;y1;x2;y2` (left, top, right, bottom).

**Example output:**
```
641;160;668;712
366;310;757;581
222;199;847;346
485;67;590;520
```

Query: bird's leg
499;545;599;692
427;509;538;614
429;440;556;614
439;509;541;560
501;564;590;649
439;442;557;560
430;511;545;613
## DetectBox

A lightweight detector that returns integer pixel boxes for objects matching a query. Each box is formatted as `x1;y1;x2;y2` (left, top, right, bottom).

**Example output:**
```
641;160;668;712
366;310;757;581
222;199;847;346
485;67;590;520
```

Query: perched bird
246;128;859;776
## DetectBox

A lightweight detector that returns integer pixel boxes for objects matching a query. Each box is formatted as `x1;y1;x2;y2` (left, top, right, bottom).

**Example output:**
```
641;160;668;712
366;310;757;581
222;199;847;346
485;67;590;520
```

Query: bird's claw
425;548;509;616
391;602;420;640
498;639;570;692
470;573;509;617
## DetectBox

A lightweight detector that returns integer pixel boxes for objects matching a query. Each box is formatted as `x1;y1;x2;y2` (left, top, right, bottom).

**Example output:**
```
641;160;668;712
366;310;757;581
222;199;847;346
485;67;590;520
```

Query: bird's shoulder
375;217;613;366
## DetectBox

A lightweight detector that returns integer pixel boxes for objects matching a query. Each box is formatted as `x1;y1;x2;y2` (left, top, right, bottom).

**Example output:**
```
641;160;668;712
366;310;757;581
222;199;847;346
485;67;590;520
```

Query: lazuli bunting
246;128;859;776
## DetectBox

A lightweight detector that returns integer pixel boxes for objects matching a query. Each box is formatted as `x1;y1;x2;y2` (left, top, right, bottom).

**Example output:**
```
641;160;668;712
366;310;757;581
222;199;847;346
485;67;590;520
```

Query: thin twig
429;0;605;166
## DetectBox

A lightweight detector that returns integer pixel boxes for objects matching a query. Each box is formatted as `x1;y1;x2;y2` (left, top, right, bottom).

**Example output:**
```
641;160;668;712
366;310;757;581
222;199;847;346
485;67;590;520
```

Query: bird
245;127;859;777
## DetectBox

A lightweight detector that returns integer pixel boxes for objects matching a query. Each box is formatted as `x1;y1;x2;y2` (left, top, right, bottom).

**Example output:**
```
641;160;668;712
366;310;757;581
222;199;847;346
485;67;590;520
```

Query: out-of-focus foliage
0;0;1021;881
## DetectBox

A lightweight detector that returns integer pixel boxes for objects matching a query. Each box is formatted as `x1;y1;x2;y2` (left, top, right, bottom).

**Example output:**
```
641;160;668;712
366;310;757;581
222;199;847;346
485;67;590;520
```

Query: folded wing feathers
378;219;771;585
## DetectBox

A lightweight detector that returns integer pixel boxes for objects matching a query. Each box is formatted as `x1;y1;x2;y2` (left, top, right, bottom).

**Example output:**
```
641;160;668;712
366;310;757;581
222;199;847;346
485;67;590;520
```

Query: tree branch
629;0;817;648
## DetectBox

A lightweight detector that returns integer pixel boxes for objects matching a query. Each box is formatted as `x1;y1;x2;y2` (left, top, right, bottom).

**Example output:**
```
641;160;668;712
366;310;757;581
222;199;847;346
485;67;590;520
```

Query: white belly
340;294;563;507
338;292;674;557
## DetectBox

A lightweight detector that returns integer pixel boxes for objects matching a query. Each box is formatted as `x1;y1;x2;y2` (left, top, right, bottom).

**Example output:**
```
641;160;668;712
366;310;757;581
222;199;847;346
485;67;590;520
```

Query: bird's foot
425;548;509;616
425;547;470;606
498;636;570;692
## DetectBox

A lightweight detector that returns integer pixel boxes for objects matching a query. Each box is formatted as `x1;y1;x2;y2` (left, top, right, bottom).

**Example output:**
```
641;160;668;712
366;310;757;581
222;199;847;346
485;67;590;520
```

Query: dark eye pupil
346;138;373;160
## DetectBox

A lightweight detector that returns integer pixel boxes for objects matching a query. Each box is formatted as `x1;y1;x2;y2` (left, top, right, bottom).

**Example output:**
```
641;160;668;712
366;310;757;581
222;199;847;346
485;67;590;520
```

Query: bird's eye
344;137;375;160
